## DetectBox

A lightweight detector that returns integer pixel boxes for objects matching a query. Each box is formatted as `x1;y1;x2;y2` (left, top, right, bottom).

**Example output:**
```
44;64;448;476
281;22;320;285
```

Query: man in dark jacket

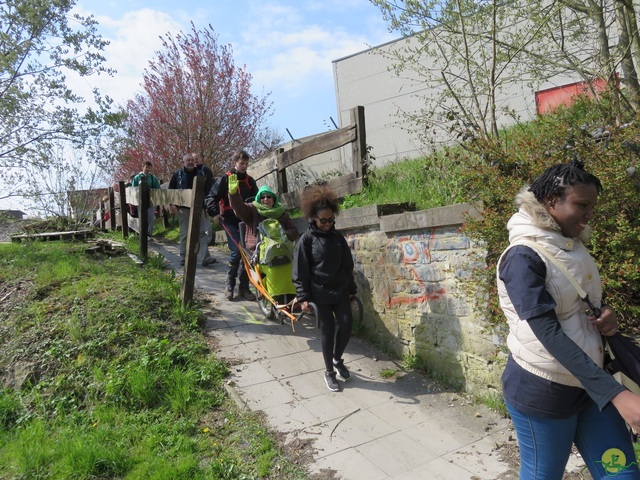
169;152;216;267
205;150;258;300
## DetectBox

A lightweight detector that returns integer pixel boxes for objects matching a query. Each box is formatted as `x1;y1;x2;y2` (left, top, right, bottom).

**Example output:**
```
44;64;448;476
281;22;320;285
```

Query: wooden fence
103;177;206;307
250;105;367;209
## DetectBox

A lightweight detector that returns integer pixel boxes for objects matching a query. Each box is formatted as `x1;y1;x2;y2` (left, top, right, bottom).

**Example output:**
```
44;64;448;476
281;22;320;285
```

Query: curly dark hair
300;184;340;219
529;159;602;202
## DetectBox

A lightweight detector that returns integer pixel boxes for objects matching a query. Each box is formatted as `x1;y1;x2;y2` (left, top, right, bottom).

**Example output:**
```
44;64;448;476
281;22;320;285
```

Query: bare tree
0;0;113;195
371;0;640;145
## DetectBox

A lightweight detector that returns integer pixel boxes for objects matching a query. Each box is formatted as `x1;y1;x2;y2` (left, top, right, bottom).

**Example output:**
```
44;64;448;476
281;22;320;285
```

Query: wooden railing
103;177;206;307
250;106;367;209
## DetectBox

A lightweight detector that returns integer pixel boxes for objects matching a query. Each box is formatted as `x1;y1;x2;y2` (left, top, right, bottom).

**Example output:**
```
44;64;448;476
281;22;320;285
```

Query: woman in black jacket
292;185;357;392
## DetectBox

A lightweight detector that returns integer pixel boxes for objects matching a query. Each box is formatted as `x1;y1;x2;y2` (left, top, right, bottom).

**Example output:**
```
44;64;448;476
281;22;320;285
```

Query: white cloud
69;7;186;108
233;2;383;95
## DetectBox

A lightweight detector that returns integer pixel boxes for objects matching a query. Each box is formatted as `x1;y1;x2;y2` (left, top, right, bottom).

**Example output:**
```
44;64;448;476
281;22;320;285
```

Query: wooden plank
279;173;362;209
380;203;484;233
278;126;356;170
249;154;278;181
10;230;95;243
126;187;191;208
351;106;367;181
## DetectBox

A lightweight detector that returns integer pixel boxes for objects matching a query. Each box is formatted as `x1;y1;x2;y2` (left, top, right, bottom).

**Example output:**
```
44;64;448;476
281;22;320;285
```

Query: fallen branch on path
330;408;361;441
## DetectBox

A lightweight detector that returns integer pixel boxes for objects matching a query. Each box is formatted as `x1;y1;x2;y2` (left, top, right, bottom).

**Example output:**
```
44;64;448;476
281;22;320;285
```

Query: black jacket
204;168;258;224
168;167;207;208
293;221;356;305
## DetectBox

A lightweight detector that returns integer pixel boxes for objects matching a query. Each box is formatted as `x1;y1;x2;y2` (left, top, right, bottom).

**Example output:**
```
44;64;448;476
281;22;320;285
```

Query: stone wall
335;204;504;396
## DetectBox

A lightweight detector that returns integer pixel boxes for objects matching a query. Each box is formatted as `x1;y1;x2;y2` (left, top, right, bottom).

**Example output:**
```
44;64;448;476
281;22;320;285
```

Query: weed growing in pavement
379;368;398;379
0;239;307;479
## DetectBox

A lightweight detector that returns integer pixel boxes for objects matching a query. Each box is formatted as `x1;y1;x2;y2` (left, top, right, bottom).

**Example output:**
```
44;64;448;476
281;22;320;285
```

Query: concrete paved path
150;239;587;480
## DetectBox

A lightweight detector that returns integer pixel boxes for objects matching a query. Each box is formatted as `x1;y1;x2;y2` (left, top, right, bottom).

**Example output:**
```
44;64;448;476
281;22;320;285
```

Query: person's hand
589;305;618;336
212;214;221;225
611;390;640;433
300;301;311;313
228;174;239;195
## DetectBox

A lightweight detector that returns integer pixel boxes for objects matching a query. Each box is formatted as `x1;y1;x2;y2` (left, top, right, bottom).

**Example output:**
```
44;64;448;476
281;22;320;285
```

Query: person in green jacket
131;161;161;237
228;176;299;306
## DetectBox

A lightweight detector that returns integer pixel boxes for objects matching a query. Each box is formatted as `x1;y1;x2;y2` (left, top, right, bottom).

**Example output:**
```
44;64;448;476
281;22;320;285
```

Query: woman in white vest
498;160;640;479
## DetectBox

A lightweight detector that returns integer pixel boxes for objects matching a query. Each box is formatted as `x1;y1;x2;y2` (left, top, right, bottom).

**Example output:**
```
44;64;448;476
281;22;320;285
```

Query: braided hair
529;159;602;202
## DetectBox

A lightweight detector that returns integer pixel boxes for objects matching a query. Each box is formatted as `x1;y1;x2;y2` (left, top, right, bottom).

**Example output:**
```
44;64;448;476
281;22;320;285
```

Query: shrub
458;97;640;334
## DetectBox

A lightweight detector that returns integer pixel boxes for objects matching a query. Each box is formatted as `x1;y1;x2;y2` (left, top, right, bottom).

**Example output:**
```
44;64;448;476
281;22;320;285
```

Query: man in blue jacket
169;152;216;267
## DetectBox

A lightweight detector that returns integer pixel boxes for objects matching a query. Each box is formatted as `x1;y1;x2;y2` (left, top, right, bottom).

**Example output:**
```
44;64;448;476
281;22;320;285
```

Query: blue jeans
223;221;248;290
507;400;639;479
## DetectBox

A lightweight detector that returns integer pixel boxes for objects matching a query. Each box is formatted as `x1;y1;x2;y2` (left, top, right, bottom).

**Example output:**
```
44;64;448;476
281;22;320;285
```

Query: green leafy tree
0;0;113;204
458;97;640;335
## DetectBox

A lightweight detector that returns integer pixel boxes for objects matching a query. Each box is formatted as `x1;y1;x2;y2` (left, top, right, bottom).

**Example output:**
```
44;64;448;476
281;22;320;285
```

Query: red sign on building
535;78;610;115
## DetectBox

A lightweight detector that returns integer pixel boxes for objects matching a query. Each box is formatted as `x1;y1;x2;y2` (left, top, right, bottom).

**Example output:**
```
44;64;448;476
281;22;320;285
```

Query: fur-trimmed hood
508;186;592;244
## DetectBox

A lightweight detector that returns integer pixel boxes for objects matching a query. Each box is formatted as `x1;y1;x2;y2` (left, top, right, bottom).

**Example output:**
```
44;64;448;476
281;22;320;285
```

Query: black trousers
316;299;353;372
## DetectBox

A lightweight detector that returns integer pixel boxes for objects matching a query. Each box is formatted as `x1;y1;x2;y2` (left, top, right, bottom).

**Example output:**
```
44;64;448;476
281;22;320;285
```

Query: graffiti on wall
348;230;447;308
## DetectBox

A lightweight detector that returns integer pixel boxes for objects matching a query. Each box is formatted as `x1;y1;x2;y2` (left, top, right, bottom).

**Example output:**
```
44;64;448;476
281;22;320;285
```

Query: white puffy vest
497;209;604;388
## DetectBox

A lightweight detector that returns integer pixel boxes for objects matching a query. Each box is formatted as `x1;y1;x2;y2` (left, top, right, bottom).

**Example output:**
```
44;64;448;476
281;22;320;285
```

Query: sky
73;0;396;139
2;0;396;213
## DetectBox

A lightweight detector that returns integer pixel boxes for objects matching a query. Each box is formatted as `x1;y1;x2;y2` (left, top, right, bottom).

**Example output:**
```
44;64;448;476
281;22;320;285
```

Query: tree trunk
615;0;640;112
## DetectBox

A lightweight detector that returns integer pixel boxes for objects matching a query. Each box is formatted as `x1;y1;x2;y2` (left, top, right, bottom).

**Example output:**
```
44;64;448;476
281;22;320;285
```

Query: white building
332;34;589;167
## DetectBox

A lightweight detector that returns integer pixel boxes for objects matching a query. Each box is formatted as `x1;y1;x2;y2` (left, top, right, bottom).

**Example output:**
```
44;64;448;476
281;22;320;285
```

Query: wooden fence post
180;176;205;307
118;181;129;238
274;147;287;195
100;198;106;230
351;105;367;185
139;178;149;260
108;187;116;231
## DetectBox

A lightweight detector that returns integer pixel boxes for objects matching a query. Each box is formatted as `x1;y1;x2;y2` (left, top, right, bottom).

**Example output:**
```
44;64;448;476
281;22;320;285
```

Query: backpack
127;203;139;218
253;218;295;267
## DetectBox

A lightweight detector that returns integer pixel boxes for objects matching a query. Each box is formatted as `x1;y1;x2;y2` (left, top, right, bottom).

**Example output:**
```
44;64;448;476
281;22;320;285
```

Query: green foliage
0;389;23;431
0;0;115;203
379;368;398;379
474;391;508;418
457;98;640;333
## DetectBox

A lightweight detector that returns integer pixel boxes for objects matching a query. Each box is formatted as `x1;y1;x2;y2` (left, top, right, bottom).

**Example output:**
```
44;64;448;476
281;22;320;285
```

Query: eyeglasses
259;195;274;201
316;217;335;225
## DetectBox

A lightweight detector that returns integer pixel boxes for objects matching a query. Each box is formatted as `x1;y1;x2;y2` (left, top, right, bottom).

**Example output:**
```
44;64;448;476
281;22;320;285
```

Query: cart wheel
257;291;275;320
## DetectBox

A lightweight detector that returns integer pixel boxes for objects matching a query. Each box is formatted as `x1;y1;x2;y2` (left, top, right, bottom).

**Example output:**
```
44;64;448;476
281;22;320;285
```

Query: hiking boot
202;257;217;267
224;287;234;301
240;289;256;301
324;371;340;392
333;359;350;381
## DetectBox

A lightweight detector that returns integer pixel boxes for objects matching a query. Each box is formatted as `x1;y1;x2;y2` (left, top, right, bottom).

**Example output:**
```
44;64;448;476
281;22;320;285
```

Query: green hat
256;185;278;204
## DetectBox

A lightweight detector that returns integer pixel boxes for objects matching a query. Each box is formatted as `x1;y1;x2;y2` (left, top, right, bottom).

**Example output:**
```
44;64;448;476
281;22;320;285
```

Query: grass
341;151;468;211
0;238;307;479
379;368;398;379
